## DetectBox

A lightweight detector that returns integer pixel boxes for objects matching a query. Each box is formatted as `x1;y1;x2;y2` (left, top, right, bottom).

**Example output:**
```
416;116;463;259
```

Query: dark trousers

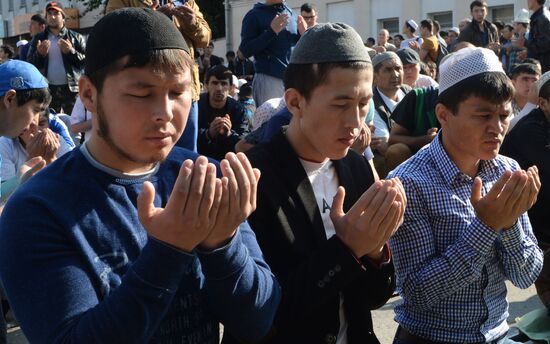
535;243;550;308
49;84;78;114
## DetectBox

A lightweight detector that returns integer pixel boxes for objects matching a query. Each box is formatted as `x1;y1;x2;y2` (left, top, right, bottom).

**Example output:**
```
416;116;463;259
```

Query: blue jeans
175;100;198;152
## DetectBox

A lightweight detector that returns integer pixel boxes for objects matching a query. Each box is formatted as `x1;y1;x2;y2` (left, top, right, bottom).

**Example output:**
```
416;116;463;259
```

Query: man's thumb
470;177;483;205
330;186;346;221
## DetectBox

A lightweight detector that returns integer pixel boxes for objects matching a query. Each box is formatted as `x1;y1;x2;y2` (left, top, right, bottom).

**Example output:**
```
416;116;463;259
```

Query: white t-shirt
0;136;73;181
400;36;423;49
299;158;348;344
70;97;93;141
373;87;406;139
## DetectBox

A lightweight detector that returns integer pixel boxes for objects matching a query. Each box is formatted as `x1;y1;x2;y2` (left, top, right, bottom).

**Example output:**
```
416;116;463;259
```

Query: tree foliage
74;0;225;38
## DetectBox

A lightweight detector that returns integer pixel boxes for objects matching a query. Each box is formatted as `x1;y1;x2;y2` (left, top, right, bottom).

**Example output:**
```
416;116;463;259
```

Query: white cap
438;47;505;95
537;71;550;96
16;40;28;48
231;74;238;87
514;9;530;24
449;27;460;34
406;19;418;31
238;78;247;88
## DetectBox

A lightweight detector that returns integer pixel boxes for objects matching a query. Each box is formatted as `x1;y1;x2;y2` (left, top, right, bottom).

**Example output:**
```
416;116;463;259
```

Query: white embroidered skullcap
537;71;550;96
449;27;460;34
514;9;530;24
438;47;505;96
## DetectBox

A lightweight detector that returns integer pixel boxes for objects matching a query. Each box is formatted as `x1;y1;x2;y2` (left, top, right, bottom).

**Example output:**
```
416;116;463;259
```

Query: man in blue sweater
240;0;306;106
0;8;280;344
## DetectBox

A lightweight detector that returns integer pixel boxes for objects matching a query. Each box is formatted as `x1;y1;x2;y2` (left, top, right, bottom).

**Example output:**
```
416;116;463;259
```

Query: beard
95;100;168;166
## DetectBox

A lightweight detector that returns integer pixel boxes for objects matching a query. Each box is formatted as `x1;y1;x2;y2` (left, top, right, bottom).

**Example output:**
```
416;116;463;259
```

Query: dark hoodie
239;2;300;79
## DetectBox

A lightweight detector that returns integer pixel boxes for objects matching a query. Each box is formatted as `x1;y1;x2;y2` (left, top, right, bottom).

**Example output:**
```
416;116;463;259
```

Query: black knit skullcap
85;7;190;76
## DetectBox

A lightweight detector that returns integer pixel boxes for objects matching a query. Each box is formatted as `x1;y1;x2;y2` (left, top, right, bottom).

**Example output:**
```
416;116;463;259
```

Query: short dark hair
226;50;235;58
503;24;514;32
284;61;372;101
239;83;253;99
205;65;232;84
394;34;404;40
31;14;46;25
537;0;547;5
300;3;316;12
14;88;51;108
405;22;416;33
0;45;14;59
438;72;514;114
470;1;488;11
493;20;504;31
510;63;541;79
367;37;376;44
420;19;433;32
88;49;193;94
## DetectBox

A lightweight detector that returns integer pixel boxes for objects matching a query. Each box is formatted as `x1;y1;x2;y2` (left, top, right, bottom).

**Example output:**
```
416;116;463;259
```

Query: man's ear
435;103;451;130
2;90;17;109
284;88;305;120
79;76;97;113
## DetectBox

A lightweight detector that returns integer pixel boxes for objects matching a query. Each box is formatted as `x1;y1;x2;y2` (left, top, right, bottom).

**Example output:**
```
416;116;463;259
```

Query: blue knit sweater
0;146;280;343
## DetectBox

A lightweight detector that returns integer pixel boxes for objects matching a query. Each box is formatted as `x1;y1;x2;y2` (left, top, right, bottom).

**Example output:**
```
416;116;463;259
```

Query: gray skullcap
290;22;371;64
537;70;550;96
372;51;400;68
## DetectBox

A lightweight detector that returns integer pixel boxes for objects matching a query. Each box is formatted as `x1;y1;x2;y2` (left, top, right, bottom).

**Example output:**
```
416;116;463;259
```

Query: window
20;0;27;9
379;18;399;36
429;11;453;31
490;5;514;24
32;0;38;4
9;0;14;11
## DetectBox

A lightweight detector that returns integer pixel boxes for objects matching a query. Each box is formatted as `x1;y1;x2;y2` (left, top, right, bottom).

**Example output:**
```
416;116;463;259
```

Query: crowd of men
0;0;548;343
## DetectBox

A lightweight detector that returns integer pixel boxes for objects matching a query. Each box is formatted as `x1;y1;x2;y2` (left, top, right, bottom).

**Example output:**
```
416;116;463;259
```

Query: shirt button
325;334;337;344
318;281;325;288
334;264;342;272
328;269;335;277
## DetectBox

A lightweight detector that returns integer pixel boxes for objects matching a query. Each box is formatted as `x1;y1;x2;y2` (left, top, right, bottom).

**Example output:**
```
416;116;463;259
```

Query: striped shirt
388;133;543;343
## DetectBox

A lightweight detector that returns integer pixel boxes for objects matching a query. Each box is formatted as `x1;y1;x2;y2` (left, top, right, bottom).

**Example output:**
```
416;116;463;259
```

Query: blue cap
0;60;48;97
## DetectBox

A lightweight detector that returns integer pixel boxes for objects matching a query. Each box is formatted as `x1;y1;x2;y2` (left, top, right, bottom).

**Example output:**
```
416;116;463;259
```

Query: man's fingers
485;171;512;201
19;157;46;184
209;179;223;223
137;181;157;226
346;181;381;220
166;159;194;213
221;158;239;212
227;152;250;211
236;152;258;210
500;171;528;207
197;163;217;222
187;156;209;218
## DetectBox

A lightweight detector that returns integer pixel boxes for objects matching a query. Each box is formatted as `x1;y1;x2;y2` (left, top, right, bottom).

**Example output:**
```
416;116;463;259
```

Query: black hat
85;8;190;76
396;48;421;65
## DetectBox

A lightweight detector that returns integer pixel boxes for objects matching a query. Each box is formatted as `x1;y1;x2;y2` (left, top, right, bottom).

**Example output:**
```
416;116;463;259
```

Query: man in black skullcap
0;8;280;343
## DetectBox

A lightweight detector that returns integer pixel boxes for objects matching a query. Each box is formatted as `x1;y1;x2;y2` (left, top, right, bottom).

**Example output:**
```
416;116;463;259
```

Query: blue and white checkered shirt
389;134;543;343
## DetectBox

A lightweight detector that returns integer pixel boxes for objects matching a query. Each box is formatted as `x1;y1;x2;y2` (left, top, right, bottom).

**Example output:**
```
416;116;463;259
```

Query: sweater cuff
131;236;195;292
196;229;248;280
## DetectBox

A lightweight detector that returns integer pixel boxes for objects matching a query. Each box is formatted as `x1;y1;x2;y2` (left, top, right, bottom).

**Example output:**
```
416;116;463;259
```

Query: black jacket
27;26;86;92
239;132;395;344
526;7;550;73
457;19;499;48
197;92;250;161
